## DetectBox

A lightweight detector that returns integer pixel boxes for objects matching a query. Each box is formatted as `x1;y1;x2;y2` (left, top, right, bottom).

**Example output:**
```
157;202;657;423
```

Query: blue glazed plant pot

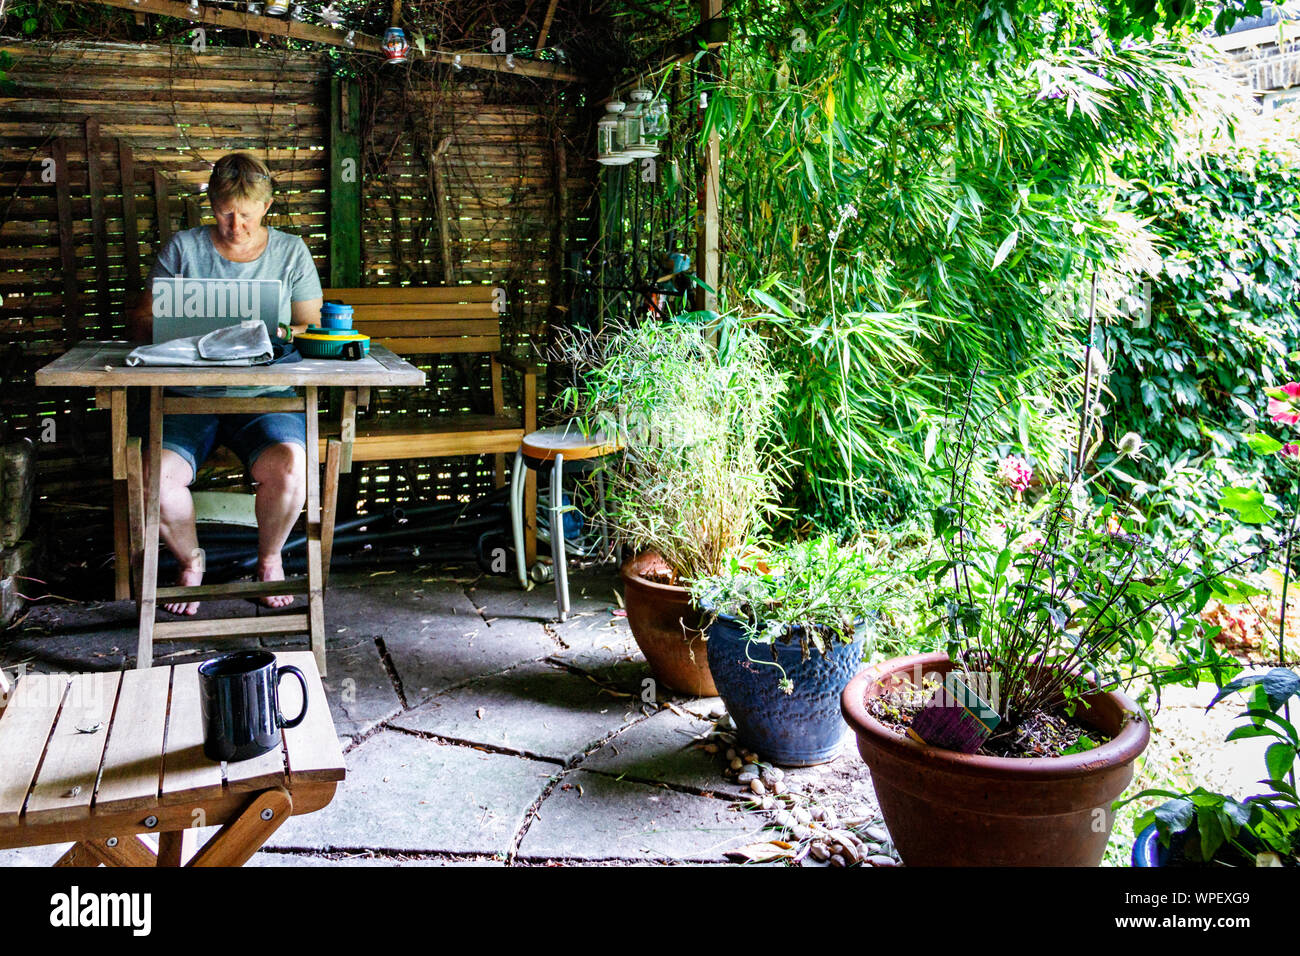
1131;824;1169;867
705;611;865;766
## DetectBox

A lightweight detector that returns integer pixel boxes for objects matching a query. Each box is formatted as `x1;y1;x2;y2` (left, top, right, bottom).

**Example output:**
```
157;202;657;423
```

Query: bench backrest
320;287;499;355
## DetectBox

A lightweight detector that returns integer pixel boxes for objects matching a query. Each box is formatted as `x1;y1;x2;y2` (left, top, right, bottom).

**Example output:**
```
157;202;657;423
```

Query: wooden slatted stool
509;426;622;621
0;651;344;867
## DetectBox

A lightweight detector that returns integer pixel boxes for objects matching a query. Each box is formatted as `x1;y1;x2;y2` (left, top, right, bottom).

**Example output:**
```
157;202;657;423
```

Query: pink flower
1284;443;1300;459
1268;383;1300;425
995;455;1033;493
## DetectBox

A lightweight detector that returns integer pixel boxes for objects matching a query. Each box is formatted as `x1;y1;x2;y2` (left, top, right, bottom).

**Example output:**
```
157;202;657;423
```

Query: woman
126;152;323;615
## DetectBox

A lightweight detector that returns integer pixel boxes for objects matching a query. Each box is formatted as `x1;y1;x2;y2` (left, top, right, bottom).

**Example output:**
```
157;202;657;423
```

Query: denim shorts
130;400;307;483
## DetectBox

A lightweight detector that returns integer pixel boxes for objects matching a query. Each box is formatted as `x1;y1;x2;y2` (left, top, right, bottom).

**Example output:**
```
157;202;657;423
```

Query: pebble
823;810;839;828
809;842;830;862
793;807;812;825
867;854;898;867
741;763;760;777
761;795;775;810
840;842;861;864
702;743;718;754
729;757;743;771
864;826;889;843
811;806;826;822
737;771;758;784
749;778;767;796
830;853;847;868
763;766;785;783
865;842;882;854
773;810;795;829
772;779;786;794
791;824;813;841
726;749;737;761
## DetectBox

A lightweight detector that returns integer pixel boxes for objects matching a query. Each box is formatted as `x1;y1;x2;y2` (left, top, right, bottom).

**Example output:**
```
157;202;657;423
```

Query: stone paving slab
248;851;504;867
467;570;621;633
302;633;401;740
391;660;644;761
581;704;728;793
0;842;72;866
267;730;556;856
518;769;766;862
322;580;557;706
3;598;262;671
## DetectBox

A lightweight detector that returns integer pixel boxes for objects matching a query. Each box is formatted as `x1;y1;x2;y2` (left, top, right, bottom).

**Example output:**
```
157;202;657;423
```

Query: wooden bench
319;286;540;563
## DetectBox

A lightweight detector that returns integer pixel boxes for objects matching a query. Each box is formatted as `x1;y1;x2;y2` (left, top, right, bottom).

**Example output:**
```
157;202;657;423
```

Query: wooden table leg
84;834;158;867
126;436;145;603
137;386;163;670
110;388;130;600
304;386;326;677
322;438;342;591
54;842;104;867
156;829;186;867
187;788;292;867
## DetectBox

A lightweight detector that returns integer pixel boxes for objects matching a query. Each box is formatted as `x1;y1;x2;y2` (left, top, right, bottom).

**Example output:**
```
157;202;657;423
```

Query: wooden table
35;342;425;675
0;652;344;867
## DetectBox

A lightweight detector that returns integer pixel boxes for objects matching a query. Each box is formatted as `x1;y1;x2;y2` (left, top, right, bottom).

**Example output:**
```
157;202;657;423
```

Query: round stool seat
521;425;622;462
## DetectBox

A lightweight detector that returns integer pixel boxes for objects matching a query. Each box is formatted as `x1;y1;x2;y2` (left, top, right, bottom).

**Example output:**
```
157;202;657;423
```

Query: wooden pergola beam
73;0;585;83
611;16;728;94
694;1;722;315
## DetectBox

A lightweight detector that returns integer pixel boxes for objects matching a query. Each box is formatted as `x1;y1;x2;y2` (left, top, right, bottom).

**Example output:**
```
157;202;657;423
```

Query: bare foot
163;563;203;616
256;557;293;609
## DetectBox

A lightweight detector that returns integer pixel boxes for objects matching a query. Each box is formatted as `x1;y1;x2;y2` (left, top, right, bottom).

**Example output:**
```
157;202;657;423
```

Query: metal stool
509;426;621;621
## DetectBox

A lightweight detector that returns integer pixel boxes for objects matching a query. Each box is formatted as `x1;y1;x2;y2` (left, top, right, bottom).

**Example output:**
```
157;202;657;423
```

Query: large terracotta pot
840;651;1150;867
620;552;716;697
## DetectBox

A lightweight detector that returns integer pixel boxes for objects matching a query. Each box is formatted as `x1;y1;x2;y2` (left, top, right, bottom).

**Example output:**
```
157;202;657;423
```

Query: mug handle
275;664;309;730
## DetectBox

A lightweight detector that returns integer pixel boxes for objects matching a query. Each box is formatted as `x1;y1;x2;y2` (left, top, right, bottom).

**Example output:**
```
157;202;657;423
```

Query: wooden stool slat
0;674;70;826
160;663;223;802
25;672;122;825
276;651;346;783
94;667;171;814
224;740;288;794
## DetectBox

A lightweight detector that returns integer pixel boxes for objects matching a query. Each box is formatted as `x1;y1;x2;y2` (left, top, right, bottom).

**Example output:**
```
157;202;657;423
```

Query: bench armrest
491;353;538;434
496;352;542;376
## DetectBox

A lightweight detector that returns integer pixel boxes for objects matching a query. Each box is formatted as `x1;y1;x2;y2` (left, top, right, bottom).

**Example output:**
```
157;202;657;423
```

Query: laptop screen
151;277;284;343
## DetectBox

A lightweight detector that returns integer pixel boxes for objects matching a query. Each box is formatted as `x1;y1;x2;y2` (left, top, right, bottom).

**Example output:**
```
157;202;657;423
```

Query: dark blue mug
198;650;308;762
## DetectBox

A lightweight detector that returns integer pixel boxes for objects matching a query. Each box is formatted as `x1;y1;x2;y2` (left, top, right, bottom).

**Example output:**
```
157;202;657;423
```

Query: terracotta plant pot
840;651;1150;866
620;552;717;697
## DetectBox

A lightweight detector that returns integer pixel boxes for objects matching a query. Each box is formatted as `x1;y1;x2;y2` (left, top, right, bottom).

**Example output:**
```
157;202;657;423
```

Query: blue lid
321;301;354;315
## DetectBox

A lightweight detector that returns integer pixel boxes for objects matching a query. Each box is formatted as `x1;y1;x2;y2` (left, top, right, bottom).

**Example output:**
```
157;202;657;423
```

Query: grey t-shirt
147;226;323;397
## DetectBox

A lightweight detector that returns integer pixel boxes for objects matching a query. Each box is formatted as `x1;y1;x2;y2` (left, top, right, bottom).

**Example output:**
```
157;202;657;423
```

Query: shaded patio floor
0;565;802;866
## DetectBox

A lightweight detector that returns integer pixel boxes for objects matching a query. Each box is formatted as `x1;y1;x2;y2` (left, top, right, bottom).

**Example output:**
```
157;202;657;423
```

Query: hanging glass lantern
621;87;659;159
265;0;288;14
596;99;633;165
644;96;669;144
247;1;261;14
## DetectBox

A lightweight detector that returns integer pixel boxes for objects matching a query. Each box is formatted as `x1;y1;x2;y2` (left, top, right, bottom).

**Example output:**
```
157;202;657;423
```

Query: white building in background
1211;1;1300;109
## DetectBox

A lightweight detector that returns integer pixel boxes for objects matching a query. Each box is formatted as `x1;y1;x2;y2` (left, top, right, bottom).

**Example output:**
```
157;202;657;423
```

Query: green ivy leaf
1218;487;1276;524
1245;433;1284;455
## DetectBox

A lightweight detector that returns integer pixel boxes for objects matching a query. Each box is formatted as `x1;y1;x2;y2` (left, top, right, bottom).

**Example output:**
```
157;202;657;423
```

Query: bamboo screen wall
0;39;596;558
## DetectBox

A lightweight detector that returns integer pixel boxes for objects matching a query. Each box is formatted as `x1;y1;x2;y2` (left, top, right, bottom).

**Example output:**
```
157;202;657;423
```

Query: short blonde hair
208;152;274;207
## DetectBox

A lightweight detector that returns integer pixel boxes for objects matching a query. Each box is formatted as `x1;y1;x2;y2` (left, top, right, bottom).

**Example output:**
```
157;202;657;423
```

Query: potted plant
839;356;1267;866
1124;667;1299;866
557;315;788;696
691;536;888;765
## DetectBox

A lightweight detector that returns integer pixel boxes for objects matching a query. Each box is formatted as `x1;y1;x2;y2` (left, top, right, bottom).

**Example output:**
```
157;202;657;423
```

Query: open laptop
151;276;284;342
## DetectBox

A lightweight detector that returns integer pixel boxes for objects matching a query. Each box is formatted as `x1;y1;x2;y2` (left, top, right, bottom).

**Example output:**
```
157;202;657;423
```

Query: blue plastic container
320;301;354;330
705;611;865;766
